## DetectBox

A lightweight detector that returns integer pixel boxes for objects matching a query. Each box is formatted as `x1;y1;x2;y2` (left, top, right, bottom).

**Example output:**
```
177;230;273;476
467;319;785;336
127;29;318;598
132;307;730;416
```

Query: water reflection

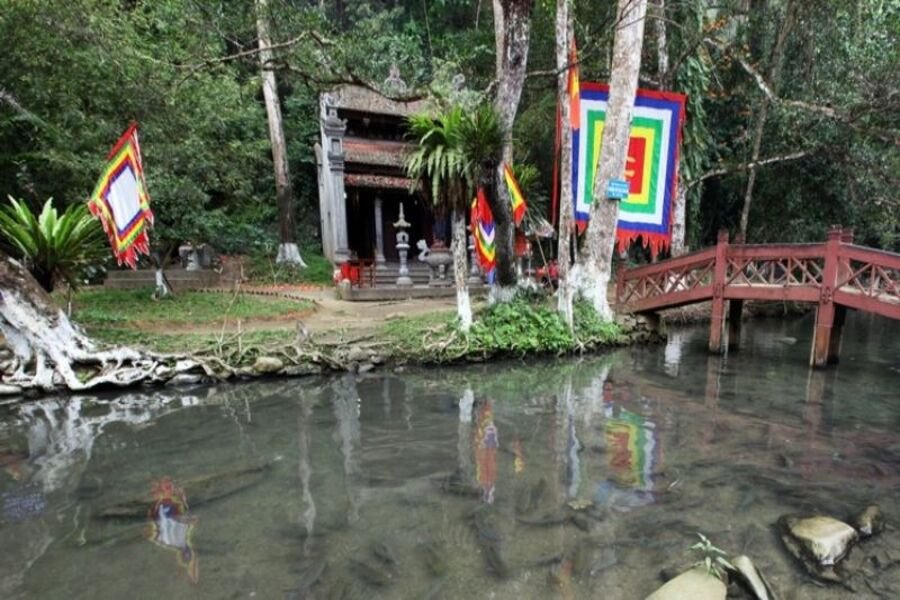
146;477;199;583
474;399;499;504
0;314;895;599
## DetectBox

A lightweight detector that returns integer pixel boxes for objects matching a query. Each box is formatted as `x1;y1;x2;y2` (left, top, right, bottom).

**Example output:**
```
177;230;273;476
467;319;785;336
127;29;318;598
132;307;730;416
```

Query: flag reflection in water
474;400;499;504
146;477;199;583
594;404;660;512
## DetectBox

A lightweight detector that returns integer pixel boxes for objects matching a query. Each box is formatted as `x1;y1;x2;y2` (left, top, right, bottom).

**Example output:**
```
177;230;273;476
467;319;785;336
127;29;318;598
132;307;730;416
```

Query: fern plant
0;196;106;292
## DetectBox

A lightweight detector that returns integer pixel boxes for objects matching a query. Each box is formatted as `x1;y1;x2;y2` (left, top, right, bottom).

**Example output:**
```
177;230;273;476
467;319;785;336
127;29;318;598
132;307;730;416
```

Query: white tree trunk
555;0;574;328
574;0;648;320
451;208;473;331
0;254;156;392
491;0;534;290
256;0;305;266
654;0;688;255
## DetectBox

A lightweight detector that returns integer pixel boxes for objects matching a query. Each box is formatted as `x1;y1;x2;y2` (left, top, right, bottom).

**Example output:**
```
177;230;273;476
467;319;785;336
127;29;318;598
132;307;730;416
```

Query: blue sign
607;179;630;200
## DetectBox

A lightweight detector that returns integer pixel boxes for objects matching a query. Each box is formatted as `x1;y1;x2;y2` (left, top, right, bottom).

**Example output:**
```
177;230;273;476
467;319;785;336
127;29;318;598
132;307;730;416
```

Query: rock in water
731;555;776;600
851;505;884;538
645;567;727;600
253;356;284;374
778;515;858;582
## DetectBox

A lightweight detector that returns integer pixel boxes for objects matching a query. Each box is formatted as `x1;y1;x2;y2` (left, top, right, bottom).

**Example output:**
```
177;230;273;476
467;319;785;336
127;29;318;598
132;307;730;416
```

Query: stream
0;312;898;599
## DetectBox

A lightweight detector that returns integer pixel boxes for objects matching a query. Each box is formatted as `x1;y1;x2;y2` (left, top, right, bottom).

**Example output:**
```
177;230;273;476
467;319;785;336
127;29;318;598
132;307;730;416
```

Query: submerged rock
645;567;726;600
778;515;858;582
851;505;884;538
730;555;777;600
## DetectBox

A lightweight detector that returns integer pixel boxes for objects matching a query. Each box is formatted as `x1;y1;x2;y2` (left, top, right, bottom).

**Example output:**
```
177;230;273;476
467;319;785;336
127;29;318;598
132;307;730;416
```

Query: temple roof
344;174;419;190
323;84;428;118
343;138;411;168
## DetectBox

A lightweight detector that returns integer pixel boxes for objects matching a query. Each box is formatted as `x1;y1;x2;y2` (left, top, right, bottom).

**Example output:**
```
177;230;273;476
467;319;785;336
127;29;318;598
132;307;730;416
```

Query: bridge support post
709;229;729;354
827;305;847;364
728;300;743;351
811;227;842;368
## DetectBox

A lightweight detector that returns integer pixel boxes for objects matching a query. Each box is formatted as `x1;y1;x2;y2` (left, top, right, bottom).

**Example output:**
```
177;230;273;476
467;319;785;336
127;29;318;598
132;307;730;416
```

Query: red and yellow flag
471;187;496;273
88;123;153;269
568;35;581;131
502;163;527;226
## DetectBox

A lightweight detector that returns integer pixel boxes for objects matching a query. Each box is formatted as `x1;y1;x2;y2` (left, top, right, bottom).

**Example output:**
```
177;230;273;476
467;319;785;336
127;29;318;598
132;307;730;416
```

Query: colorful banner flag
551;35;581;227
88;123;154;268
470;187;496;273
568;35;581;131
572;84;686;256
502;163;527;226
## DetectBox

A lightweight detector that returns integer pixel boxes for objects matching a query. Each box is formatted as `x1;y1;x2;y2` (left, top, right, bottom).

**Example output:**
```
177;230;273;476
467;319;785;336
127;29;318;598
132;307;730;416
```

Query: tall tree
256;0;306;266
555;0;575;327
738;0;797;239
407;105;503;331
572;0;648;320
491;0;535;293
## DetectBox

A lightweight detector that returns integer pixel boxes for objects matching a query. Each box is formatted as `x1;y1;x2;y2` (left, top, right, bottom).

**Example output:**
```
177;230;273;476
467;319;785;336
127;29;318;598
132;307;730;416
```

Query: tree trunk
572;0;648;320
654;0;688;255
555;0;574;328
256;0;306;267
491;0;534;292
0;252;155;392
451;207;473;331
739;0;795;240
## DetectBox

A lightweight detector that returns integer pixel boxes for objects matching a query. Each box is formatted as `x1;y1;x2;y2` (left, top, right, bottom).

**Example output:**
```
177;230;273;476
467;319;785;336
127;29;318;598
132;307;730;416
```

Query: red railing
616;227;900;366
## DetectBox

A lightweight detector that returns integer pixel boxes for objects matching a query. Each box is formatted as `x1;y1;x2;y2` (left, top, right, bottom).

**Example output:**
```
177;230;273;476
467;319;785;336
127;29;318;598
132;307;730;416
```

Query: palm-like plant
0;196;106;292
406;103;503;331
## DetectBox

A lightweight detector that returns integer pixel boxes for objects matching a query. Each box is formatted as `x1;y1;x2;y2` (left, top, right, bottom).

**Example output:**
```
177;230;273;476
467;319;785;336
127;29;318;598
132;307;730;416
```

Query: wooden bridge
616;227;900;367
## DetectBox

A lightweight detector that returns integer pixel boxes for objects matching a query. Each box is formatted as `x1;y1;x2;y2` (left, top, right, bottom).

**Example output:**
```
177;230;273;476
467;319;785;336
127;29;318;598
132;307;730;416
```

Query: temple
315;72;443;284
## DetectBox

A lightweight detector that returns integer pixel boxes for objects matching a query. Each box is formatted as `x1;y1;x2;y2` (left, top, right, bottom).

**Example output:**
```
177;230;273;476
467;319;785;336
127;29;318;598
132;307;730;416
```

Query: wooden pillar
811;226;842;367
709;229;729;354
827;305;847;364
728;299;743;351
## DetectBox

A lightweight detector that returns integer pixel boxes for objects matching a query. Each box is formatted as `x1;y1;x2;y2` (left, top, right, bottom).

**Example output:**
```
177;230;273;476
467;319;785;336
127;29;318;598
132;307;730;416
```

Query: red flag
568;36;580;131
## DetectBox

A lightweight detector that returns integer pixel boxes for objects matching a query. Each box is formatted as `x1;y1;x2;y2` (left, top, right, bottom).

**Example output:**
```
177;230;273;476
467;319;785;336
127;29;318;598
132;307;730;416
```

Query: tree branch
687;150;811;188
704;36;900;147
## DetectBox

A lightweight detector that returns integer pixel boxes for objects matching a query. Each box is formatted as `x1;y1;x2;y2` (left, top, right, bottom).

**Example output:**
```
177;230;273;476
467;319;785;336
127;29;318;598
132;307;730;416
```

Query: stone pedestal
467;234;482;285
423;242;453;287
394;203;412;287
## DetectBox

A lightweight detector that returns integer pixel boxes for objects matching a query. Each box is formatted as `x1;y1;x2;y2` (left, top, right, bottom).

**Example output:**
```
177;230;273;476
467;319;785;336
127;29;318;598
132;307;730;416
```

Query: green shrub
0;196;106;292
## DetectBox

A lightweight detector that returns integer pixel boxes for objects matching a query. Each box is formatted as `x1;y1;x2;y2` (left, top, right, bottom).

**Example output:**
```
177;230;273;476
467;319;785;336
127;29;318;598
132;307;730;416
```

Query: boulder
347;346;371;363
778;515;857;582
167;373;202;385
850;505;884;538
646;567;726;600
253;356;284;374
730;555;776;600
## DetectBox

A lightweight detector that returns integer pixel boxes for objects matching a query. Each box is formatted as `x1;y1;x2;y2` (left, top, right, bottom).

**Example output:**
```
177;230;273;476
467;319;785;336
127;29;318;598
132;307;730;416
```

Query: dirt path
127;288;459;338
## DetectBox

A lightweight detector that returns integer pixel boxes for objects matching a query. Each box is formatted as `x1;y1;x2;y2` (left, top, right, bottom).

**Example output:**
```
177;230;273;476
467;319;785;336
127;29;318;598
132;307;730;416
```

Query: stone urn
423;241;453;286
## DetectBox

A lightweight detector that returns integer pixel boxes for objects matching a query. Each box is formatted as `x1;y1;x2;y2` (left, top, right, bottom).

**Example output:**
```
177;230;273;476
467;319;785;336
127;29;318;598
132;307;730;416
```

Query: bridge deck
615;228;900;366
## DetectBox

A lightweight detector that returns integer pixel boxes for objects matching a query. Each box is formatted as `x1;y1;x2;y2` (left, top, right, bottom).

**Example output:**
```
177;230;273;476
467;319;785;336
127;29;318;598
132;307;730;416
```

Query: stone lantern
393;202;413;287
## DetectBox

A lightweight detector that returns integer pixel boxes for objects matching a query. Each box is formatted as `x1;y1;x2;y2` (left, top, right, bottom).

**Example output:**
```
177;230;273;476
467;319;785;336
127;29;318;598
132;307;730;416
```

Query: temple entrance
345;187;434;262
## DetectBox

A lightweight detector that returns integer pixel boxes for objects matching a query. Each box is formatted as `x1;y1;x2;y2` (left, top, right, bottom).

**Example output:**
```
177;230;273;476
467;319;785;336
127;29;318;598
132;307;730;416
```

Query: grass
379;297;625;363
86;326;297;354
70;287;314;327
242;251;334;286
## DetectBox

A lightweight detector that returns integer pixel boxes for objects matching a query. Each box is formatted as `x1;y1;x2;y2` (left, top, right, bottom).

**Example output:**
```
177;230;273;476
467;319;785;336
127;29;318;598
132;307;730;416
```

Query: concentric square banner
573;83;686;255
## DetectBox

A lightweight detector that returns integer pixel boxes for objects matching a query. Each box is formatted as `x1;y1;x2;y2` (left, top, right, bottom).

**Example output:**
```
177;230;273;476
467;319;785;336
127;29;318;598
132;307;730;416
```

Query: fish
284;560;326;600
471;507;510;579
349;558;393;587
420;540;448;577
371;540;398;565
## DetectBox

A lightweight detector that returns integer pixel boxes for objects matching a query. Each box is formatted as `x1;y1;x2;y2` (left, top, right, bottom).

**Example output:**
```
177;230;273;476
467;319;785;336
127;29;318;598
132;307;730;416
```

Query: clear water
1;313;898;599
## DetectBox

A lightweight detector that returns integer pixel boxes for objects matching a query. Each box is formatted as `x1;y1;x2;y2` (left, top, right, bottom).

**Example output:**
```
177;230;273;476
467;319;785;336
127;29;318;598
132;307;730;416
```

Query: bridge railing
615;226;900;366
